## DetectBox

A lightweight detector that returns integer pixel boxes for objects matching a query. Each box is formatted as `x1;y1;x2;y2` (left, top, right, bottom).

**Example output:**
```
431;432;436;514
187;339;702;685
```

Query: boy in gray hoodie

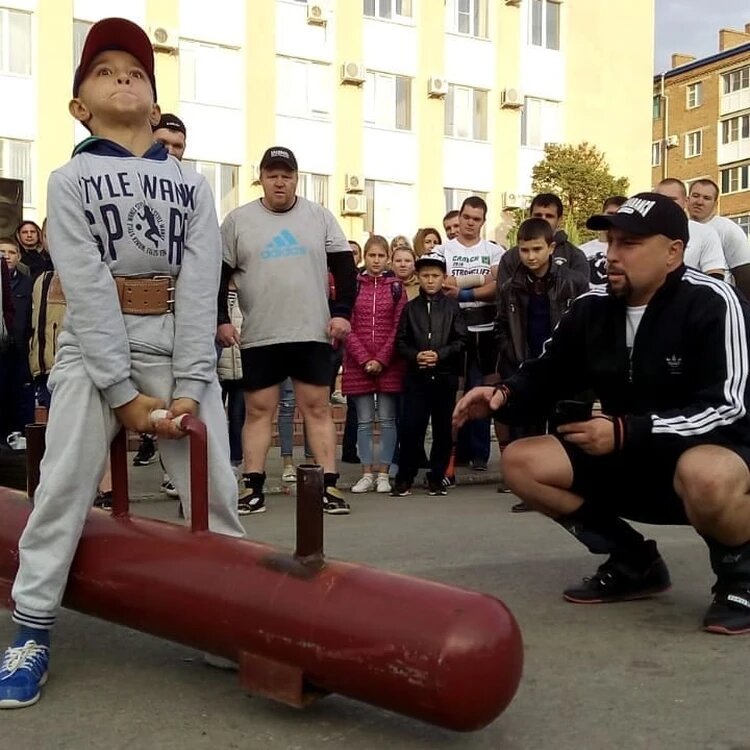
0;18;244;709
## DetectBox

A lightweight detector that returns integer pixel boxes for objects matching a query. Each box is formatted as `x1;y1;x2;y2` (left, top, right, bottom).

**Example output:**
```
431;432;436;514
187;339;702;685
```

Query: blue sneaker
0;640;49;708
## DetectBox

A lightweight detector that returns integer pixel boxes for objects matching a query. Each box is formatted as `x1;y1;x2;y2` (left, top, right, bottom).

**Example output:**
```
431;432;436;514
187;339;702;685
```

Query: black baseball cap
73;18;157;100
586;192;689;245
415;253;447;273
153;113;186;136
260;146;298;171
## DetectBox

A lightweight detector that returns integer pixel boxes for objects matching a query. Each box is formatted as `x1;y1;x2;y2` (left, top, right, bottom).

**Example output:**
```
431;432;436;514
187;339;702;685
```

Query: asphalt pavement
2;457;749;750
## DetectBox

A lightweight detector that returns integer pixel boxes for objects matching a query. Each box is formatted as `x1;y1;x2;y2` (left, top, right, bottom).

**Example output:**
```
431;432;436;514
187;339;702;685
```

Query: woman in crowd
343;235;407;494
413;227;443;257
390;245;420;300
15;220;52;278
390;235;412;255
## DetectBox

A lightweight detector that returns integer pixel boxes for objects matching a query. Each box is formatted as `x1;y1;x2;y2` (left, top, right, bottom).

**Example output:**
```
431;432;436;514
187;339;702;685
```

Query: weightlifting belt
114;276;175;315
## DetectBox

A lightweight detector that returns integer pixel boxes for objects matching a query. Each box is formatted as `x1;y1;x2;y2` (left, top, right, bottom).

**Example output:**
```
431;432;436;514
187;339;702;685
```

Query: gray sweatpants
11;345;245;630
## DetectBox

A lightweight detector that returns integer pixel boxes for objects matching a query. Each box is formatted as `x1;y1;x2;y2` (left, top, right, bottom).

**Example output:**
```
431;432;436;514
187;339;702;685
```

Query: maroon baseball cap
73;18;157;101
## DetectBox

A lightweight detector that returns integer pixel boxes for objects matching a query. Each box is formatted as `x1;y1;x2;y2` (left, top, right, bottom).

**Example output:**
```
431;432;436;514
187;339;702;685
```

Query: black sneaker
427;481;447;497
323;486;350;515
563;549;671;604
93;490;113;510
471;460;488;471
497;480;512;494
443;476;456;489
703;583;750;635
238;472;266;515
132;435;157;466
390;482;412;497
511;501;532;513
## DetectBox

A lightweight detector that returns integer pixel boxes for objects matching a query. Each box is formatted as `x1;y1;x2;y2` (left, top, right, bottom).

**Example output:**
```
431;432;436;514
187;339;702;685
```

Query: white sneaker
351;473;375;493
281;465;297;483
160;476;179;498
375;473;392;493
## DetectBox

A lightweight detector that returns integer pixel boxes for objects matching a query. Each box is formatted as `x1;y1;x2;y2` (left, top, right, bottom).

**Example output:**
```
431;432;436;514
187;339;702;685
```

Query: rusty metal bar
110;429;130;517
25;423;47;500
294;464;324;569
181;416;209;533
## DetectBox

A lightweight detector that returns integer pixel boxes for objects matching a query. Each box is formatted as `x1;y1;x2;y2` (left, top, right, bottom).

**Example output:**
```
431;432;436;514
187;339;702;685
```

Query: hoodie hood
72;137;168;160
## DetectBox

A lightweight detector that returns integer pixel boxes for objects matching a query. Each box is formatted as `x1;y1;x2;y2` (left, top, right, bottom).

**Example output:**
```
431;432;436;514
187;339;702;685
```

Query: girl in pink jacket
342;235;407;494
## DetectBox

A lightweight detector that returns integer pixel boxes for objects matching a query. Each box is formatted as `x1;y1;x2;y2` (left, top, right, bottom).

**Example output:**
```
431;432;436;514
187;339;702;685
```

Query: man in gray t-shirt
218;146;357;515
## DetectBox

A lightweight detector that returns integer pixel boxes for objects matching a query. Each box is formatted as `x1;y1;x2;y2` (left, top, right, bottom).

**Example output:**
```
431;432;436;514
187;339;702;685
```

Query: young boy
494;218;589;510
0;18;244;709
392;254;467;496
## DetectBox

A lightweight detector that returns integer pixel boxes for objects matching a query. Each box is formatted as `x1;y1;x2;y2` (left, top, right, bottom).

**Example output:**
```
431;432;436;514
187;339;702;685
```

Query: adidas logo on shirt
260;230;308;259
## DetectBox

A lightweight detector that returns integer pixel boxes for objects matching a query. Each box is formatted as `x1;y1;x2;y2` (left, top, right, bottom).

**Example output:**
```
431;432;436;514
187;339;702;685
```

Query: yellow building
2;0;654;243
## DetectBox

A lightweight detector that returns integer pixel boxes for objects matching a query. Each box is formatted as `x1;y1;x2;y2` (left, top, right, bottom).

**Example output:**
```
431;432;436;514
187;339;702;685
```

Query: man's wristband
458;288;476;302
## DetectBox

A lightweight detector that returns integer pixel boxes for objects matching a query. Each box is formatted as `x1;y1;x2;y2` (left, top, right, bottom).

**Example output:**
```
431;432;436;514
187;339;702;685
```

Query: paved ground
2;456;750;749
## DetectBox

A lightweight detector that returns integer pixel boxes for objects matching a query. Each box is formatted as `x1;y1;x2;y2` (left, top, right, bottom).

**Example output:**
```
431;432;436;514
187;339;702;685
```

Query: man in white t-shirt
656;179;725;279
688;178;750;296
437;196;502;470
579;196;627;288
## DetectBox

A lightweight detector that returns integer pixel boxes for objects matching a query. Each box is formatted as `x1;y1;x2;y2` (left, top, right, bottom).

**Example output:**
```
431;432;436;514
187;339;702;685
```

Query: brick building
653;25;750;236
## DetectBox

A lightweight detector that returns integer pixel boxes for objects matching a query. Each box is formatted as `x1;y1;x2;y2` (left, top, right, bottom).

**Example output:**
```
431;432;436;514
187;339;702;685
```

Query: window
446;0;488;38
721;163;750;194
723;67;750;94
652;94;663;120
732;214;750;238
444;188;488;216
686;82;703;109
183;160;238;219
529;0;560;50
364;71;411;130
651;142;661;168
180;41;241;108
277;57;331;119
72;20;93;73
444;84;487;141
722;115;750;144
521;96;562;148
363;0;412;21
297;172;329;206
363;179;415;237
0;8;31;75
685;130;702;158
0;138;32;205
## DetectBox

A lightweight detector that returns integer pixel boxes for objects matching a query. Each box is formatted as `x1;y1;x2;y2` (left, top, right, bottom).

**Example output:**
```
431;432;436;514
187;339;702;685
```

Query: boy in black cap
392;254;467;496
0;18;244;708
454;192;750;635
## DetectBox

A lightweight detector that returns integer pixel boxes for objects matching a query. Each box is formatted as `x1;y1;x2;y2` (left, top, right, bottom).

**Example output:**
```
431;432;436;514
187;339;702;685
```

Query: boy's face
1;244;20;270
70;50;160;131
518;237;554;275
418;266;445;295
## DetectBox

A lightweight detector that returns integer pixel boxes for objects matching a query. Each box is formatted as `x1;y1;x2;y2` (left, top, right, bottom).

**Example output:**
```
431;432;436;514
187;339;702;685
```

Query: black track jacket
495;265;750;451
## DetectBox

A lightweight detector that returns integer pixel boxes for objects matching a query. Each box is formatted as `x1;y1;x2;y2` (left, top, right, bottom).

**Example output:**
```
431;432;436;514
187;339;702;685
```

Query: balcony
718;137;750;166
721;88;750;116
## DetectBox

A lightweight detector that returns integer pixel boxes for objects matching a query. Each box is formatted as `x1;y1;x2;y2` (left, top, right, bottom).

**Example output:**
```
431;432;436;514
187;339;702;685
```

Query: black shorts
241;342;334;392
557;436;750;526
465;330;498;378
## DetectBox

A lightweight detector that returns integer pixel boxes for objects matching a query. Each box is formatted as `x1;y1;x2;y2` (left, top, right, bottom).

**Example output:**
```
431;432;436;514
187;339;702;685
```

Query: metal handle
111;415;209;533
295;464;324;569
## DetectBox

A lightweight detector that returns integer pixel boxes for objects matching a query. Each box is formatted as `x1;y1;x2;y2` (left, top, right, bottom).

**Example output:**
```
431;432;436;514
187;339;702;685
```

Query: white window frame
0;8;32;76
732;214;750;238
529;0;561;51
521;96;562;149
0;137;33;207
651;141;661;167
686;81;703;109
183;159;239;220
276;56;332;120
446;0;488;39
364;71;412;131
722;114;750;145
179;40;242;109
444;84;488;141
723;67;750;95
444;188;488;216
297;172;329;207
721;164;750;195
363;0;413;22
685;130;702;159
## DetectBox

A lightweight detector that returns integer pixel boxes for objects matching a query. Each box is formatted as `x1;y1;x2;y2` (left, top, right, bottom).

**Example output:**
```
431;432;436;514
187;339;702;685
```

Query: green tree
531;142;629;242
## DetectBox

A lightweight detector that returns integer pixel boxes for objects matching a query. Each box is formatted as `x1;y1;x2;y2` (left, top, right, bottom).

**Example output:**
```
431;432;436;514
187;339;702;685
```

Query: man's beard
606;275;632;299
